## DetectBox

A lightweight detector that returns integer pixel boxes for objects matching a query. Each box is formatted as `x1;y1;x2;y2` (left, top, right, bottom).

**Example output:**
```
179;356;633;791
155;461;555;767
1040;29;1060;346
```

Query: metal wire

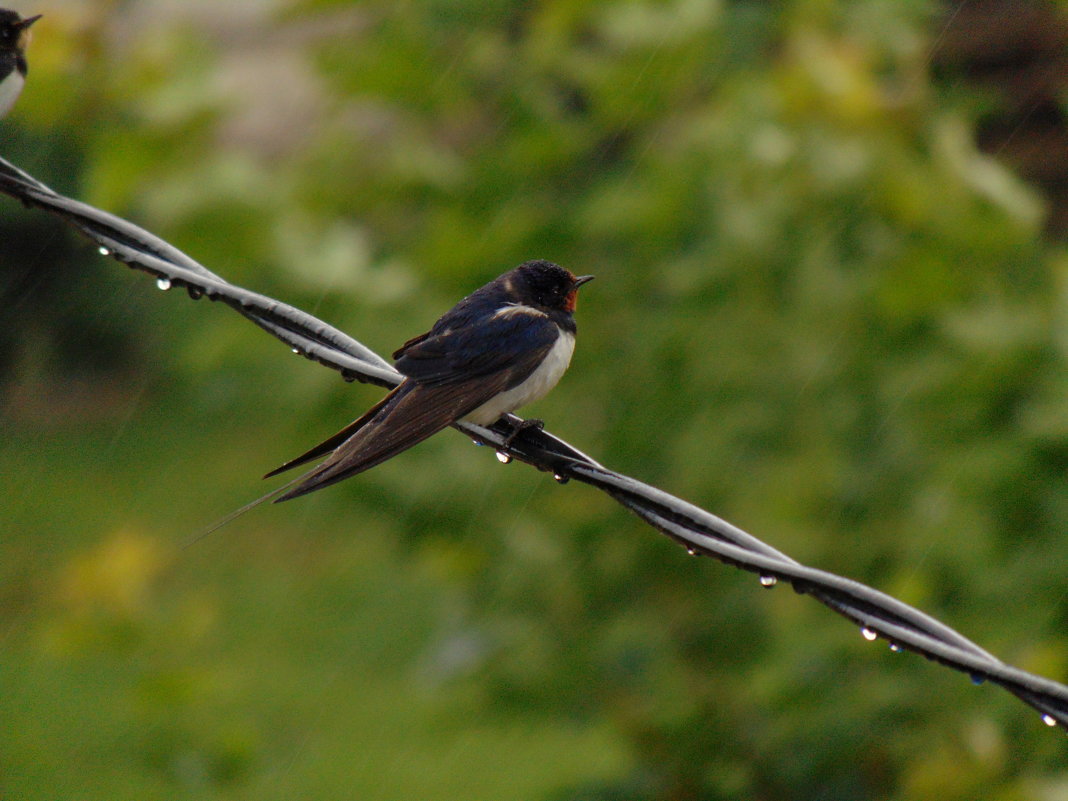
3;154;1066;732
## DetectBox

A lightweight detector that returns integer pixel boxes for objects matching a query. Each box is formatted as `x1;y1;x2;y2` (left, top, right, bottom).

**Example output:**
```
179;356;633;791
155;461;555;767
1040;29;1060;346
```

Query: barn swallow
0;10;41;118
266;260;593;502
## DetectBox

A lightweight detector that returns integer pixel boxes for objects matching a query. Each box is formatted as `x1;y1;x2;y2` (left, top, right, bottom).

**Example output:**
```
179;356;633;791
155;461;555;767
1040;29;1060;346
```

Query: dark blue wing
395;307;559;387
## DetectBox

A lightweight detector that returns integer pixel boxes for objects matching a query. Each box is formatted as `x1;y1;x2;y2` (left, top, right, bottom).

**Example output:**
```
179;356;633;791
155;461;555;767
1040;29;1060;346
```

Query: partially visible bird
0;9;40;118
267;260;594;502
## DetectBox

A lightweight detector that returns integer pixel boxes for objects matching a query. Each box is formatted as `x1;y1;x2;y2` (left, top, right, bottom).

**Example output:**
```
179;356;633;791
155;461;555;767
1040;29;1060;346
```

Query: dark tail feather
270;376;505;503
263;384;405;478
271;386;474;503
271;441;415;503
272;463;345;504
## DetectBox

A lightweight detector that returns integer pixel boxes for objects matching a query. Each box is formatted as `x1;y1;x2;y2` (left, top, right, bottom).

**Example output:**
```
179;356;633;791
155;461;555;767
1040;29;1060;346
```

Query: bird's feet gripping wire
502;417;544;449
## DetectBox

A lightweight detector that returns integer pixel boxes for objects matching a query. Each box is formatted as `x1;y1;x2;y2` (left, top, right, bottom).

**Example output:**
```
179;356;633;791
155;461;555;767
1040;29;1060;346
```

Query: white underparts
462;330;576;425
0;71;26;118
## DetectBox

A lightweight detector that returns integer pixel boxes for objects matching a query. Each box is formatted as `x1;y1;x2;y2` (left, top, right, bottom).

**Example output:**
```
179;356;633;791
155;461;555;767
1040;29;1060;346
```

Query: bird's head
0;10;41;52
507;260;594;314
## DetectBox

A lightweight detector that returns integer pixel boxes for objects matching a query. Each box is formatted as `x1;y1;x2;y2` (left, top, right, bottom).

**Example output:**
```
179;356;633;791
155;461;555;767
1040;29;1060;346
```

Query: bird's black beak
572;275;595;290
16;14;42;31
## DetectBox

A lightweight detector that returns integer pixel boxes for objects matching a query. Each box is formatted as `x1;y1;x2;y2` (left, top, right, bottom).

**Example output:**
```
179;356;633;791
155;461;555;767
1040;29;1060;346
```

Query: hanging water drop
686;547;698;556
889;643;902;653
759;574;777;588
98;246;110;256
1042;714;1057;727
495;451;512;464
156;277;171;291
970;673;984;685
291;348;301;355
861;627;878;641
553;473;569;484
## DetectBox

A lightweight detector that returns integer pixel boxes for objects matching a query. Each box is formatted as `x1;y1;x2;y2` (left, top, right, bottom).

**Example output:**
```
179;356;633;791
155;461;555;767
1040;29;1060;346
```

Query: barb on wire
3;154;1066;732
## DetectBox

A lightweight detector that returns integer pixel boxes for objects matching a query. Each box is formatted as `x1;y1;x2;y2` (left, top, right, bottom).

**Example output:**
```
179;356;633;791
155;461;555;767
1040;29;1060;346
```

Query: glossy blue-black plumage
395;305;560;386
267;260;592;501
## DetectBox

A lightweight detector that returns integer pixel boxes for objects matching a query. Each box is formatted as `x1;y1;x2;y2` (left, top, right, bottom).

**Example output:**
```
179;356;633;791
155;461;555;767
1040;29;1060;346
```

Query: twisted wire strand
3;155;1066;731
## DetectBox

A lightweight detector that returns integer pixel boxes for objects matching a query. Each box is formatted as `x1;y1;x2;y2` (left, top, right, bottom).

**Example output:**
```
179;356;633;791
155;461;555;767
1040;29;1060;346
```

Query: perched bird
267;260;594;502
0;9;41;118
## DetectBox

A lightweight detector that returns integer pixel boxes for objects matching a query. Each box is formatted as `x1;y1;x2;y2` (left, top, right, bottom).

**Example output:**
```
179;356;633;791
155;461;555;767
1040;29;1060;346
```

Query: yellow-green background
3;1;1068;798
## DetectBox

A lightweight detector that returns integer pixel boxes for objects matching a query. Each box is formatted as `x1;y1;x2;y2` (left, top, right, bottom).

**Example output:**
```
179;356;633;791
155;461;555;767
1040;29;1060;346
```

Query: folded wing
269;307;561;502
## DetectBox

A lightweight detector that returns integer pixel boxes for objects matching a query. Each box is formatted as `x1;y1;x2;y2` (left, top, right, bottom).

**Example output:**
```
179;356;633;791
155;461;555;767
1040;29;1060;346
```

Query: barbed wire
3;154;1067;732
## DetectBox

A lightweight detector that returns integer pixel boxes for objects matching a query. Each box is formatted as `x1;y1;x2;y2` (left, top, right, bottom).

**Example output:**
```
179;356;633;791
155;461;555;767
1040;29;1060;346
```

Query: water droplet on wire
889;643;902;653
291;348;301;355
861;627;878;641
1042;714;1057;727
495;451;512;464
156;277;171;291
759;574;777;588
686;547;698;556
98;246;110;256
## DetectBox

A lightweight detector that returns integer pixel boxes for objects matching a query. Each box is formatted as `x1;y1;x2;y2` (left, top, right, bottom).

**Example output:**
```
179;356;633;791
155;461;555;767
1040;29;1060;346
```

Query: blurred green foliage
3;0;1068;798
